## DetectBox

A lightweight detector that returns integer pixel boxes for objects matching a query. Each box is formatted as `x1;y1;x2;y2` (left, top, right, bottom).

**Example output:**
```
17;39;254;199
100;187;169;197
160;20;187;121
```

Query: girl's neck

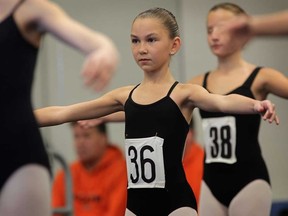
216;52;247;73
143;68;175;84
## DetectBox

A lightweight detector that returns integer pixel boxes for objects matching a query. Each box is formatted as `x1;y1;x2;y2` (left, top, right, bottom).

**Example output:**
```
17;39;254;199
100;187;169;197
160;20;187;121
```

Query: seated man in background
52;122;127;216
183;119;204;206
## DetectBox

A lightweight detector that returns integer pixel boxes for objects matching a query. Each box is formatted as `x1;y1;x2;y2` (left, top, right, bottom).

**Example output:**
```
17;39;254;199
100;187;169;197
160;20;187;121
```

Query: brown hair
133;7;180;39
70;122;107;134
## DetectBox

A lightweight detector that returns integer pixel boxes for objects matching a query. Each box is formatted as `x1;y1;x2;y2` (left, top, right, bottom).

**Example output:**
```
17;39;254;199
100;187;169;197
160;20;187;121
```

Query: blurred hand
81;40;119;91
219;15;253;46
254;100;279;125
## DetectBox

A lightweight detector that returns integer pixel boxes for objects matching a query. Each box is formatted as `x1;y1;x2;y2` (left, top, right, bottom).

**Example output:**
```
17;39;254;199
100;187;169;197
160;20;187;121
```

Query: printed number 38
210;125;232;159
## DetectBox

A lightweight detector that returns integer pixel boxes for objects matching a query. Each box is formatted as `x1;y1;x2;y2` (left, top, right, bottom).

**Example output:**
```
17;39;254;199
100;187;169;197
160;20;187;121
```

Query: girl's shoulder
172;82;204;100
258;67;284;76
114;85;138;93
107;85;139;102
254;66;285;86
14;0;69;30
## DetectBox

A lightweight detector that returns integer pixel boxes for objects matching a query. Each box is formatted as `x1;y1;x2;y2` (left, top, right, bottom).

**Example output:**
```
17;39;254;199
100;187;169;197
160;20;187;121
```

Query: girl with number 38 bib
189;3;288;216
35;7;279;216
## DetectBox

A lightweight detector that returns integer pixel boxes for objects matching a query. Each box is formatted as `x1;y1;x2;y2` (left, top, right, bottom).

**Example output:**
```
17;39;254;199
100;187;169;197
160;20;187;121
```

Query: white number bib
202;116;237;164
125;136;165;189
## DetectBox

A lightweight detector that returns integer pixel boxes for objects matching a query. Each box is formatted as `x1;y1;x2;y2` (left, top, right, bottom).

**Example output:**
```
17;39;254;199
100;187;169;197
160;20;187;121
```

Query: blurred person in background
183;119;204;207
52;122;127;216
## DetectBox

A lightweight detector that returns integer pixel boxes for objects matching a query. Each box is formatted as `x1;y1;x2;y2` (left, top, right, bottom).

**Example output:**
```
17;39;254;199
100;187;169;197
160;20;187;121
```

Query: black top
199;67;270;206
200;67;262;163
124;81;197;215
124;81;188;187
0;1;50;189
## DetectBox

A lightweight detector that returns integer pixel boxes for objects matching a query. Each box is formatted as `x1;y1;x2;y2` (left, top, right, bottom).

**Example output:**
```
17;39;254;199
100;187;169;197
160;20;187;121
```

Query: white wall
181;0;288;201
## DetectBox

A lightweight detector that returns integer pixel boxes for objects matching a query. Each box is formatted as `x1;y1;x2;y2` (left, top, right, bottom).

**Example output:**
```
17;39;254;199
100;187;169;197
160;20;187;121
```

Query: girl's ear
170;36;181;55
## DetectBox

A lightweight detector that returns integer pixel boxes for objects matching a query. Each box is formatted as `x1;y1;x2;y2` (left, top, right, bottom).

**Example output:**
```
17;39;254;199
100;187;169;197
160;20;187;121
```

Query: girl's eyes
131;38;157;43
147;37;156;43
131;38;139;43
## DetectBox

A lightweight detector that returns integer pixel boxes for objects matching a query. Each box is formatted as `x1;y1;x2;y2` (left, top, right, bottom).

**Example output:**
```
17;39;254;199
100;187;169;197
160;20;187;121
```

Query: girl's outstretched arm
27;0;119;91
187;84;280;125
78;111;125;128
224;11;288;37
35;87;130;127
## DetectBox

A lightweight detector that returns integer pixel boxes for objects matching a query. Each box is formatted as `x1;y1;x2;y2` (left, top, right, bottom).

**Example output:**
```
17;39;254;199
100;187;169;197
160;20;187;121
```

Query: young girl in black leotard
0;1;118;216
189;3;288;216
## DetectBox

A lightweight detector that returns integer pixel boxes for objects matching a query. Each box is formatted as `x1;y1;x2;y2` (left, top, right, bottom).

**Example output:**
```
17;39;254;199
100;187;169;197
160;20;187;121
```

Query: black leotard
199;67;270;207
0;1;50;189
124;81;197;216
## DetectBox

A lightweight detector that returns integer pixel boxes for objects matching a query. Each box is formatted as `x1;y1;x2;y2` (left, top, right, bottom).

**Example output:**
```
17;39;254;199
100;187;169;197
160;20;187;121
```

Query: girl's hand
81;40;119;91
255;100;280;125
77;118;104;129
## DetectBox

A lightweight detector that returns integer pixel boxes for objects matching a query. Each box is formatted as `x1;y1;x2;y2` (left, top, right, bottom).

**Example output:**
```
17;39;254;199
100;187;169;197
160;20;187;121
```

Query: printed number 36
128;145;156;183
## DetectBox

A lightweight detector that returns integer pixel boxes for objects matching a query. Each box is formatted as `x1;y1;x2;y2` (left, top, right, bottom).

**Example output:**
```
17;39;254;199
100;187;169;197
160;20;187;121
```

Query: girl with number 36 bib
35;7;279;216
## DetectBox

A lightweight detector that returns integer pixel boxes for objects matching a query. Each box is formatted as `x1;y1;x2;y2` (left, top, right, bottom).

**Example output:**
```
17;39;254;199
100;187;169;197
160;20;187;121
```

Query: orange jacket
52;145;127;216
183;142;204;206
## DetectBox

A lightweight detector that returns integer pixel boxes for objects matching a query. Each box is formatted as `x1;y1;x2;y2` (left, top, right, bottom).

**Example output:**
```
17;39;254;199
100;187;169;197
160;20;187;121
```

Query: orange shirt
183;142;204;206
52;145;127;216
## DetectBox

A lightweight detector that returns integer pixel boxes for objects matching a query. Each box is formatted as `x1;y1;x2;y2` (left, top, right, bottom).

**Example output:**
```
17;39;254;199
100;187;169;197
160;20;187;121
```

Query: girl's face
207;9;243;58
131;17;177;73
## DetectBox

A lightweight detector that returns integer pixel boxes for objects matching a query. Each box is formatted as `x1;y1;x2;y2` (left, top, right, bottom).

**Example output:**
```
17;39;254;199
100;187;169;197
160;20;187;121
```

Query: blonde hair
209;2;247;15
